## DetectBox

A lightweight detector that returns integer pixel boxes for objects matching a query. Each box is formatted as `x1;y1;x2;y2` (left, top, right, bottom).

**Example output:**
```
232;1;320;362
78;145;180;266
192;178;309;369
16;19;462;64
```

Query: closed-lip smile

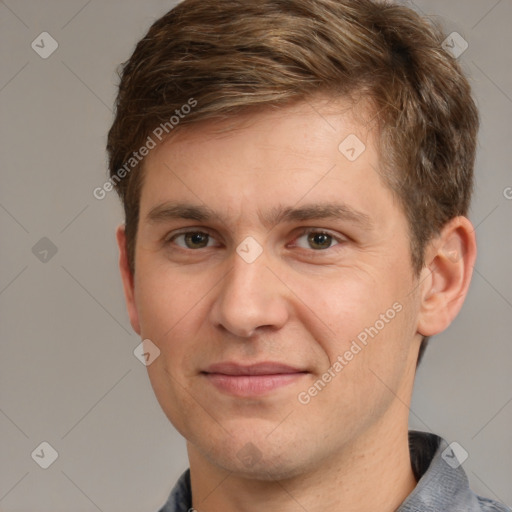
201;361;309;396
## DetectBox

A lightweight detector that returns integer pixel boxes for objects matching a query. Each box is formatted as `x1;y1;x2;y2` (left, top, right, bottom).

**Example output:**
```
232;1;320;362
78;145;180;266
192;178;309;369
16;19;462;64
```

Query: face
120;98;425;480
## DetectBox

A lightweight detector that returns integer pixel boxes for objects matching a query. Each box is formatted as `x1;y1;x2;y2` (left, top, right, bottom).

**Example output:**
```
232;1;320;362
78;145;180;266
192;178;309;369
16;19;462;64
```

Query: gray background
0;0;511;511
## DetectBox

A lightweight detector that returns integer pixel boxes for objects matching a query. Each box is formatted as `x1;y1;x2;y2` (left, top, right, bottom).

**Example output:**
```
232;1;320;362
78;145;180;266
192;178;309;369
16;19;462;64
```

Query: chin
204;437;315;482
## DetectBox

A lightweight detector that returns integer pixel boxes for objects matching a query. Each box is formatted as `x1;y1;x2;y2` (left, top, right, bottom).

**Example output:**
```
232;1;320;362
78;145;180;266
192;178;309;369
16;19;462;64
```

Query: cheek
295;300;414;440
290;269;398;347
136;265;212;432
295;266;416;386
134;260;225;387
134;261;204;342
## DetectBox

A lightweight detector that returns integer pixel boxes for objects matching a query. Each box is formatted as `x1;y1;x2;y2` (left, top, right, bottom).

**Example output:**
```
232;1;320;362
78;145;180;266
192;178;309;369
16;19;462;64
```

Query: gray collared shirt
158;431;510;512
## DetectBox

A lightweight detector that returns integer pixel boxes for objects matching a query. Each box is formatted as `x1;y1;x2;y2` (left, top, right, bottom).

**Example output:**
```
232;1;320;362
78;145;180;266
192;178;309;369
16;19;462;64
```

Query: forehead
158;94;375;152
137;96;396;230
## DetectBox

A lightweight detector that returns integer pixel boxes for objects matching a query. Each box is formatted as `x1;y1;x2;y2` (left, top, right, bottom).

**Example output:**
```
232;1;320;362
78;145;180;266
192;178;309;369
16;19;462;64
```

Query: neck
187;405;417;512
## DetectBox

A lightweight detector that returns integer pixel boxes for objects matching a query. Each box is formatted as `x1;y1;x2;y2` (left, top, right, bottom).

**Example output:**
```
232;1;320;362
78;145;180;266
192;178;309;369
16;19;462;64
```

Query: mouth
201;362;309;397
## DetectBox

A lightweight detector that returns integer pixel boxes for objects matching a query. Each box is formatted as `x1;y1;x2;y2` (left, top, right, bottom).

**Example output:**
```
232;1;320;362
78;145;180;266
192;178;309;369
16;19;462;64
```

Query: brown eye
184;232;210;249
307;232;333;250
293;229;342;251
169;231;215;249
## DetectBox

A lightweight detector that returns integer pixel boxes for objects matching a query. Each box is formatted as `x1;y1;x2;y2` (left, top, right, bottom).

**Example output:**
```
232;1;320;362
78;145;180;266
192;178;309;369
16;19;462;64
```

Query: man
107;0;510;510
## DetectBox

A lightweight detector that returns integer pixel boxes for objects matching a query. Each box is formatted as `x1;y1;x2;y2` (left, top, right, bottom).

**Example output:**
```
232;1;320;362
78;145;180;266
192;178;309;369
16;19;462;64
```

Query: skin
116;97;476;512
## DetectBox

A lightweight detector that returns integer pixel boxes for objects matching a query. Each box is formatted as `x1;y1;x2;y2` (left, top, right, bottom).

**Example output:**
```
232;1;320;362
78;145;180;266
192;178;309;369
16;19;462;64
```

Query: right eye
165;230;220;250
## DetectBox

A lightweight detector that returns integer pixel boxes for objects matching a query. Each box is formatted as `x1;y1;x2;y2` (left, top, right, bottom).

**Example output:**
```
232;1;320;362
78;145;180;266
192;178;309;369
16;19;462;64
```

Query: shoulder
477;496;512;512
401;431;511;512
158;468;192;512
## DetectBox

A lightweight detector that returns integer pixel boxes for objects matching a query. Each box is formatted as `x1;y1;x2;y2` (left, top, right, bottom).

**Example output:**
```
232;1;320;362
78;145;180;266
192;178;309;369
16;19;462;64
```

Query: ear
416;216;477;337
116;224;141;336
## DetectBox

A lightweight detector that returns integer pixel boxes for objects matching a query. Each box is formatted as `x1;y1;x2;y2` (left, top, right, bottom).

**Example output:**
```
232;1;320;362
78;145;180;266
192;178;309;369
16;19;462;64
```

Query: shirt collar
159;431;506;512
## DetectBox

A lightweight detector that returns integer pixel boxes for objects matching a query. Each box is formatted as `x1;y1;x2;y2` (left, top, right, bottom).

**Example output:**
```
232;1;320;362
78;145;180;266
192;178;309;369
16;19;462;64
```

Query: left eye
292;229;341;251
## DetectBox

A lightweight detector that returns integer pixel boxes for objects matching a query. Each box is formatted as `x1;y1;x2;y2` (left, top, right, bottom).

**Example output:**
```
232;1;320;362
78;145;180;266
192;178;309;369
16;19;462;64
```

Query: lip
204;361;306;375
202;362;309;397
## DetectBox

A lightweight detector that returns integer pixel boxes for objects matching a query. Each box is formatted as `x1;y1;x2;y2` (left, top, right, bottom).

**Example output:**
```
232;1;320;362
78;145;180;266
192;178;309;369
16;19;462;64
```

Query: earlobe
116;224;141;335
417;216;477;337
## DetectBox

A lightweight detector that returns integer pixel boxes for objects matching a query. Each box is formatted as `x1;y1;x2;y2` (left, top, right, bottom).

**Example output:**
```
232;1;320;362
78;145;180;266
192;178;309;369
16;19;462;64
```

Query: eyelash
164;228;346;254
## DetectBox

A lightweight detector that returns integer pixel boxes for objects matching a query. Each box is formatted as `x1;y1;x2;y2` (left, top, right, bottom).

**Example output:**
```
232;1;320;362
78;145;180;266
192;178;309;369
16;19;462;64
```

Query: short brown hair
106;0;479;362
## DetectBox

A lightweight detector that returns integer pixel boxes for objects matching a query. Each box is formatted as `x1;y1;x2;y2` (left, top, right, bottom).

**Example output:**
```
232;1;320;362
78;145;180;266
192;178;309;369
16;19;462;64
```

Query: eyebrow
146;201;374;231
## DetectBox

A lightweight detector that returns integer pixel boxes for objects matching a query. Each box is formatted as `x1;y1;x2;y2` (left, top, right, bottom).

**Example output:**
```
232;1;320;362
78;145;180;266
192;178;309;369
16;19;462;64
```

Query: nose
209;246;290;338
